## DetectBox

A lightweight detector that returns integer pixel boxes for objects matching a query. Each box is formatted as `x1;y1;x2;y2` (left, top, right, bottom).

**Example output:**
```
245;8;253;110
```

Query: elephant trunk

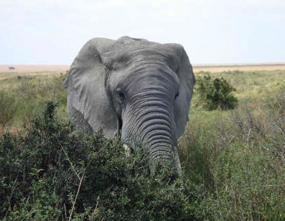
140;112;180;173
122;89;181;173
140;115;175;162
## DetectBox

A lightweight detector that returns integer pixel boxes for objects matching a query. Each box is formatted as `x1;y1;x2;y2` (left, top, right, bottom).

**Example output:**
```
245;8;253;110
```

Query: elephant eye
175;92;179;99
117;88;125;101
175;66;180;73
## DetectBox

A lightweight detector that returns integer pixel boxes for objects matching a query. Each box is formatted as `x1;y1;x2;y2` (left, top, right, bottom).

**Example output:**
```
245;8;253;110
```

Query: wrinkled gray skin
65;36;195;173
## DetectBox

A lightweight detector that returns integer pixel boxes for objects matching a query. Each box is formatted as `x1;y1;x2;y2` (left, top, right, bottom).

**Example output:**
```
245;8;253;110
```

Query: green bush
195;74;238;110
0;102;199;220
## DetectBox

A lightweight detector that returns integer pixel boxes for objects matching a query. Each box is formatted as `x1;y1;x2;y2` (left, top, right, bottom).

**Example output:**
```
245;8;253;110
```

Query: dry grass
193;63;285;72
0;73;67;131
0;65;69;80
0;65;69;73
1;63;285;80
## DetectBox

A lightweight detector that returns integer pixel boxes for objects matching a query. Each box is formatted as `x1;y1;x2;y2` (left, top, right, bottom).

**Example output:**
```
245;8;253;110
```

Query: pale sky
0;0;284;65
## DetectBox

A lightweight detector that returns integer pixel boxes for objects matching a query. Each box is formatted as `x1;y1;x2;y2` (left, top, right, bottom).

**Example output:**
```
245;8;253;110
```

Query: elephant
64;36;195;174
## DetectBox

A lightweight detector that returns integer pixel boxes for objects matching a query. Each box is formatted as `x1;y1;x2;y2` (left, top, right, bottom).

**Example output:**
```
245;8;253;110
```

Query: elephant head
65;36;195;173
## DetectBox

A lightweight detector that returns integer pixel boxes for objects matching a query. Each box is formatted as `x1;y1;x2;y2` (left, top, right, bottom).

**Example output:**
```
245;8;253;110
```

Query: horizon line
1;62;285;67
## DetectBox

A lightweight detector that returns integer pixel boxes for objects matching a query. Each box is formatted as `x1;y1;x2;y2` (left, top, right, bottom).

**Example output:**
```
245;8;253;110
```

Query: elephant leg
68;103;93;133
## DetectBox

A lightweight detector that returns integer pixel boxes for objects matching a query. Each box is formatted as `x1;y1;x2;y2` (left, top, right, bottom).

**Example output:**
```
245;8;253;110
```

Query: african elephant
65;36;195;173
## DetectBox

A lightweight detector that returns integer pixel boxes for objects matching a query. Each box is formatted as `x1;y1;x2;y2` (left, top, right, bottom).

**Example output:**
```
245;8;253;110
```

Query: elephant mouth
122;142;181;175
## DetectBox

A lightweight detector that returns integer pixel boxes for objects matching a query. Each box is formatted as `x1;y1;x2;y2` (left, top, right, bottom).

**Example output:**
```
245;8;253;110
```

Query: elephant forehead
101;41;179;72
109;65;180;96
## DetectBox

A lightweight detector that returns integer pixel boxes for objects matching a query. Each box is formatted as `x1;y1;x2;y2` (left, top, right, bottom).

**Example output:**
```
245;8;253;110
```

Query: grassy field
0;71;67;133
193;62;285;72
0;65;285;219
0;65;284;132
0;65;69;76
179;69;285;219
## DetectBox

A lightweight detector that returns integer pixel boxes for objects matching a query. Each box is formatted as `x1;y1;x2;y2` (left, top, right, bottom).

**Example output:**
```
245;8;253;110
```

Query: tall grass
0;91;17;128
179;72;285;219
0;72;67;129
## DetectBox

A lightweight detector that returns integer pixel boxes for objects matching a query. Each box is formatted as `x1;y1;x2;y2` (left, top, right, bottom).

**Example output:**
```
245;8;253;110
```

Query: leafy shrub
195;74;238;110
0;102;198;220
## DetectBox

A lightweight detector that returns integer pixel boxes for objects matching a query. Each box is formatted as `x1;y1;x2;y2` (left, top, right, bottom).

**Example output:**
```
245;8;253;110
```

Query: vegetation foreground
0;70;285;220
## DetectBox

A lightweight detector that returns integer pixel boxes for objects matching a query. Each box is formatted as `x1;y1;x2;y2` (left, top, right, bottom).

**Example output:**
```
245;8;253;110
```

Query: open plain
0;65;69;80
1;63;285;79
193;62;285;72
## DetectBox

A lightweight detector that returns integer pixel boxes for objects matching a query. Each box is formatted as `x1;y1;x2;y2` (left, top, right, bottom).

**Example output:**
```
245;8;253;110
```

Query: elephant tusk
123;144;131;157
174;146;182;175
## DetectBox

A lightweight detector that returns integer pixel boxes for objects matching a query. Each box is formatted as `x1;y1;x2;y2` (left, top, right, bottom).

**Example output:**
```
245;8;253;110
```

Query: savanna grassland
0;65;285;220
0;71;68;132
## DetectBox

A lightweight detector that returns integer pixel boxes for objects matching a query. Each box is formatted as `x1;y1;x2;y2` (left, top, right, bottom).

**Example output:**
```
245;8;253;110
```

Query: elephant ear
64;38;118;138
172;44;195;138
